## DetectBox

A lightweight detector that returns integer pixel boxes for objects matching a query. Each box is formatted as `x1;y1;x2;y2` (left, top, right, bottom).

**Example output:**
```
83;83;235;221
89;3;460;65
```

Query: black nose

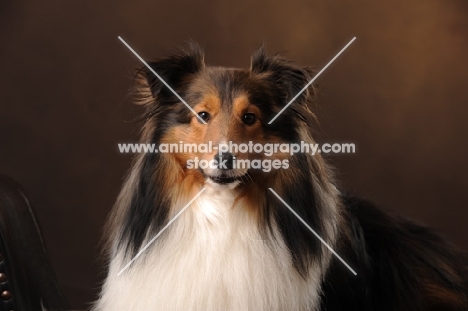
214;152;236;170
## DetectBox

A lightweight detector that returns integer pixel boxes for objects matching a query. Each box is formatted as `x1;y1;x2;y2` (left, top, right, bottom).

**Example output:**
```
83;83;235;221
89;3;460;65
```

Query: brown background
1;0;468;309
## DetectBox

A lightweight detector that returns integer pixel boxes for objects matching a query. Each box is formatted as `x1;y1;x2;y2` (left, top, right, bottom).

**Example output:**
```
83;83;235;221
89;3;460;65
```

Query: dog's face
137;43;316;187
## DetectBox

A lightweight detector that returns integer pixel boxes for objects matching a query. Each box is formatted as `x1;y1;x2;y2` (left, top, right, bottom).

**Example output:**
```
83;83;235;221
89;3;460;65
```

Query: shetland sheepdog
94;43;468;310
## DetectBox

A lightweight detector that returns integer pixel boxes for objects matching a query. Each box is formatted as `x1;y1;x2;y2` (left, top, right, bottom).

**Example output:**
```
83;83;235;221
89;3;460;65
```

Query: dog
94;42;468;310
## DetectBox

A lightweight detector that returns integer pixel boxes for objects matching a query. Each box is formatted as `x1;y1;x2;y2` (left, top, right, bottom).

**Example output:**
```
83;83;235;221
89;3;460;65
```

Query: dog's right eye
197;111;210;123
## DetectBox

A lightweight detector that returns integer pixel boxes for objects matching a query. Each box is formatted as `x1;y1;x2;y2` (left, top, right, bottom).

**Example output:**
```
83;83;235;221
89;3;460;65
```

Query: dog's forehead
190;67;254;108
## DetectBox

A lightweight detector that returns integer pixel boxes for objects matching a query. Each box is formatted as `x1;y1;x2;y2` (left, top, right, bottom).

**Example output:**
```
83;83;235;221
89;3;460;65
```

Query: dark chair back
0;175;70;311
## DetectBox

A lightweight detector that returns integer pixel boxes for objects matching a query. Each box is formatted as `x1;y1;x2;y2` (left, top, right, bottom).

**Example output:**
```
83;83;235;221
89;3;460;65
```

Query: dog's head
134;42;317;188
114;44;340;274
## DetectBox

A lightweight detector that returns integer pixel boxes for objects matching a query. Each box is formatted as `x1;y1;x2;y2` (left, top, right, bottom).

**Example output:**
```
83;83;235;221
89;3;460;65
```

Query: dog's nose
214;152;236;170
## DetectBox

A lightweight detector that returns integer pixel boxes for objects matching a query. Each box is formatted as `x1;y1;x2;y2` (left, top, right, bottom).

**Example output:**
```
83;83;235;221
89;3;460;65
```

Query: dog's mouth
208;175;242;184
201;170;246;185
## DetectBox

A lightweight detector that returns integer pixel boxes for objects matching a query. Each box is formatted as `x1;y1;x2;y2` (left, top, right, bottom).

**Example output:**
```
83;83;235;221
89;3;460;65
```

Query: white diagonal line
268;37;356;124
268;188;357;275
118;36;207;124
117;187;207;276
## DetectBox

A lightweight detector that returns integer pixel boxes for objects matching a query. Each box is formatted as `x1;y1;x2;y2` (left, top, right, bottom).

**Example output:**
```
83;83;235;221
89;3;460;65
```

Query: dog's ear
134;42;204;105
250;45;314;106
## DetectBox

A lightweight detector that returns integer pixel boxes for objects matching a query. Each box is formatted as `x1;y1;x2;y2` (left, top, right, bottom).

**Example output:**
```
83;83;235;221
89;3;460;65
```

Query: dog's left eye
242;113;256;125
197;111;210;123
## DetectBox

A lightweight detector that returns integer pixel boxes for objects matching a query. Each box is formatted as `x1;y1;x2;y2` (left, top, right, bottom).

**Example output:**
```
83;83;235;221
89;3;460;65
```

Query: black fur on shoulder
320;195;468;310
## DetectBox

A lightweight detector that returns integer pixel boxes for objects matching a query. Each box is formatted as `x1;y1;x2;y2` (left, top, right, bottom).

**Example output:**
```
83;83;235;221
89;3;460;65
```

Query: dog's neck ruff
94;183;323;311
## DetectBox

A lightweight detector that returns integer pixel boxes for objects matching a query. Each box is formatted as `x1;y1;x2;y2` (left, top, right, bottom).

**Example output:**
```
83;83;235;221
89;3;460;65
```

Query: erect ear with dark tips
250;45;314;106
136;42;205;102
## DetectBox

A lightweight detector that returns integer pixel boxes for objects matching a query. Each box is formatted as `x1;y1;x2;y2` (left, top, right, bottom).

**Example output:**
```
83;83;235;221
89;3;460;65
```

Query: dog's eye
198;111;210;123
242;113;256;125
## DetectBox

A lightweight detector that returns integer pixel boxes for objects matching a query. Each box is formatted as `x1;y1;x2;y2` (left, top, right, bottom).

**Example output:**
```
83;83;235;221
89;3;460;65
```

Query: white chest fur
95;186;322;311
